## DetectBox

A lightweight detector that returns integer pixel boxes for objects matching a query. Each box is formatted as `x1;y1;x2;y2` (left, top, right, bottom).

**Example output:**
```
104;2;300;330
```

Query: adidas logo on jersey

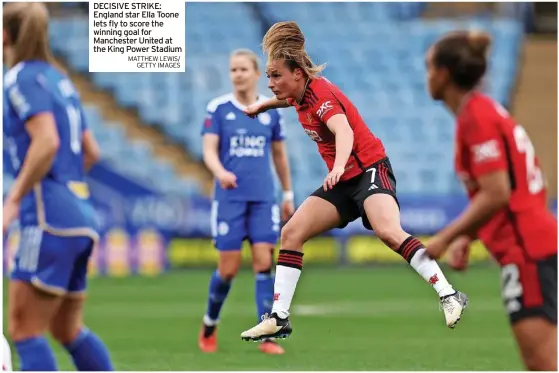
226;112;236;120
368;184;378;191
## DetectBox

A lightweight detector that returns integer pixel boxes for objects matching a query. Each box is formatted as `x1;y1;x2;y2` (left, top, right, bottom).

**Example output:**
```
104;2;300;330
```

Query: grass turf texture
3;265;522;370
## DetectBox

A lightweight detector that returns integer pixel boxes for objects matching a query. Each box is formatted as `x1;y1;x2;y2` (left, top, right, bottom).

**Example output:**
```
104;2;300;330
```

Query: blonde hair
262;21;325;77
230;48;261;72
3;2;55;67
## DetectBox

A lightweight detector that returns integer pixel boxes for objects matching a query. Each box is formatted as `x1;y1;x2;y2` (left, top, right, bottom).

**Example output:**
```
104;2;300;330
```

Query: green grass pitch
3;265;523;370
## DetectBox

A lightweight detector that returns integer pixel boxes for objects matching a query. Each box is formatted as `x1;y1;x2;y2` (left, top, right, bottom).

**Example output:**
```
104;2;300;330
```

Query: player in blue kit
2;3;114;371
199;49;294;355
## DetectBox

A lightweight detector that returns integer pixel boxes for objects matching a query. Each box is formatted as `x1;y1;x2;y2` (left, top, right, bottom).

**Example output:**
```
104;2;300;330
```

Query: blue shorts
211;200;280;250
10;226;95;297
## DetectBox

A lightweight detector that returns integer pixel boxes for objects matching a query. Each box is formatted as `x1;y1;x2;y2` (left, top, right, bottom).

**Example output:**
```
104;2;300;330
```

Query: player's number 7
367;167;376;184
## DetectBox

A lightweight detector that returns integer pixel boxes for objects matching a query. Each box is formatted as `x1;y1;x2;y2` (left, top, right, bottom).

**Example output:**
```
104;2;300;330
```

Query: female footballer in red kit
424;31;557;371
240;21;468;342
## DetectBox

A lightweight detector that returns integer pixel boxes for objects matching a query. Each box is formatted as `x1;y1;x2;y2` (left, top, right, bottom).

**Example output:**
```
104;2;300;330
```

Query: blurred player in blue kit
2;3;114;371
199;49;294;355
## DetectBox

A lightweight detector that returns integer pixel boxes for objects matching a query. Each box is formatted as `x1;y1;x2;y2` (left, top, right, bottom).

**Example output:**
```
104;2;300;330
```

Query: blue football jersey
3;61;98;235
201;94;285;202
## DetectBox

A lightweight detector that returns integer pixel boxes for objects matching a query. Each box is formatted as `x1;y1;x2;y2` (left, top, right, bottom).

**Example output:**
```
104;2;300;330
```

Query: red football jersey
455;92;557;264
286;77;386;181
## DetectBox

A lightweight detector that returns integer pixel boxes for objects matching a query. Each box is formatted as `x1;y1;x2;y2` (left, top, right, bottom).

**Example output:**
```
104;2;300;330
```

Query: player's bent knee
50;324;82;345
253;260;273;274
375;227;407;251
217;267;239;281
8;311;43;341
280;222;305;250
7;318;22;342
8;282;54;340
217;252;242;280
252;254;273;274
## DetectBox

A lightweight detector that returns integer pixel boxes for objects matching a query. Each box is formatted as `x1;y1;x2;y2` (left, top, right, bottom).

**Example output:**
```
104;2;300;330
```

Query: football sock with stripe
63;327;114;371
397;236;455;297
271;250;303;319
15;336;57;371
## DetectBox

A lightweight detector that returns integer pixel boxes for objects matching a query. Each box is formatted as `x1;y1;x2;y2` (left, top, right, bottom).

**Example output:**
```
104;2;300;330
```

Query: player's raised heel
241;313;292;342
440;291;469;328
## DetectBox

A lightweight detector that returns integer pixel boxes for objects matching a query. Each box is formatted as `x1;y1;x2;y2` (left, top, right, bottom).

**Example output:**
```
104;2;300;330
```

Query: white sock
271;250;303;319
2;334;12;371
203;314;218;326
410;248;455;297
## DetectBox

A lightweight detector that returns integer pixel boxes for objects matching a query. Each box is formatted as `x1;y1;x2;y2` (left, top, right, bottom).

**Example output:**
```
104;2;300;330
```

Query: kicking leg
363;194;468;328
241;196;343;341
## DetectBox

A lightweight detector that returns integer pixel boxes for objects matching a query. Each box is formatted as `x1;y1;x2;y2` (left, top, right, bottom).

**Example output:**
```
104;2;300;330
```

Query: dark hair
432;30;492;90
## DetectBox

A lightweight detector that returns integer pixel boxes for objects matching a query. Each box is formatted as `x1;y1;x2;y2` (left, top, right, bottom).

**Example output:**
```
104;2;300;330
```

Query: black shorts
311;157;398;230
502;254;557;325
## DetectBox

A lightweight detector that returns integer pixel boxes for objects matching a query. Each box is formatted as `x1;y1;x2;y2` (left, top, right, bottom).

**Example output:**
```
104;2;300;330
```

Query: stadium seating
44;3;524;203
81;105;203;197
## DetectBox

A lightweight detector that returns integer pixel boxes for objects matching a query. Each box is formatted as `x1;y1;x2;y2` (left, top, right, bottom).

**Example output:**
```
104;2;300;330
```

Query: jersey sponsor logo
304;129;323;142
316;101;333;119
229;135;266;157
471;139;500;163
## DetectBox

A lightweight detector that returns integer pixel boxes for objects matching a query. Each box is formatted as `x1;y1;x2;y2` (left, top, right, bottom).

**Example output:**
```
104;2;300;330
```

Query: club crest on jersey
258;112;271;126
306;113;313;125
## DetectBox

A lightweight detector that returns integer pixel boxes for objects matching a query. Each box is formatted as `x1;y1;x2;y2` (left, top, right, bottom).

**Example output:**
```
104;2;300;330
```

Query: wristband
283;191;294;202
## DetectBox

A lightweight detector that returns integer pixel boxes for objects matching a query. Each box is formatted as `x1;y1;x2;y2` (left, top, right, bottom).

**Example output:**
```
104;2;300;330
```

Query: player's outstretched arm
7;113;60;203
244;97;290;118
82;129;101;172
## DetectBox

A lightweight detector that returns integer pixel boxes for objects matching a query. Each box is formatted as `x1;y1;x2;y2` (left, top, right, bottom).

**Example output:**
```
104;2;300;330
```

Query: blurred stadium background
2;2;558;370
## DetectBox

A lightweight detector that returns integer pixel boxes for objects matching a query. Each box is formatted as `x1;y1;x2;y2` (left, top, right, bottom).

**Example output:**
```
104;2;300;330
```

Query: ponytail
263;21;325;77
